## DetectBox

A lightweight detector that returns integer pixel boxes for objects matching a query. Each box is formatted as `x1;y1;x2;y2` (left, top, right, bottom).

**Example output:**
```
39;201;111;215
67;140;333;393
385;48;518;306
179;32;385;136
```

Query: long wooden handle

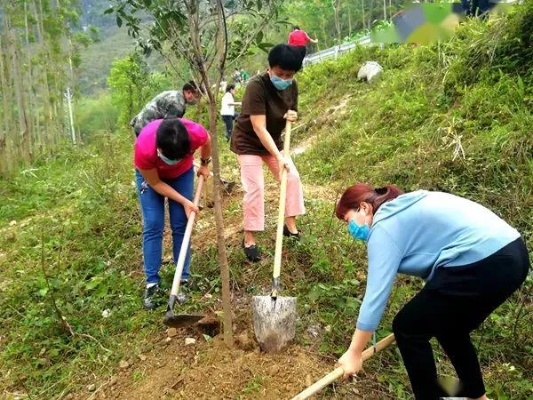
170;175;205;297
272;119;292;285
290;334;396;400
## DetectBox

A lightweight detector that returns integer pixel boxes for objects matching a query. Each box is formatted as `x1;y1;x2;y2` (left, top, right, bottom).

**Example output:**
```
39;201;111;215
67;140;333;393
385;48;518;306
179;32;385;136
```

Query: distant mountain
79;0;117;30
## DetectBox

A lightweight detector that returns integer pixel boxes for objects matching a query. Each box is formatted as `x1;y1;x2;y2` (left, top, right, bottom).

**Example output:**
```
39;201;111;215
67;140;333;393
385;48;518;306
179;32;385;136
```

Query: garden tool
163;175;206;328
290;334;396;400
252;119;297;353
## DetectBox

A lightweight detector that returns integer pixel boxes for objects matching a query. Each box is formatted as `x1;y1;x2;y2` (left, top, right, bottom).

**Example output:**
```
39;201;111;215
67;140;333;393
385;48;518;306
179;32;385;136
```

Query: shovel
163;175;206;328
290;334;396;400
252;119;297;353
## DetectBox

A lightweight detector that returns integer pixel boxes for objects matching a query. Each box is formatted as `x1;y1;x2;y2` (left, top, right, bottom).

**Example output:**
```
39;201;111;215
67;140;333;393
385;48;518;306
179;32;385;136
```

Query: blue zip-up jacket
356;190;520;331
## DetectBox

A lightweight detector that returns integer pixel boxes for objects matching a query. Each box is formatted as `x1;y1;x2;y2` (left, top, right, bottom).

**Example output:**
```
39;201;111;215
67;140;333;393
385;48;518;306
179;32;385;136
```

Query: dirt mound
78;321;335;400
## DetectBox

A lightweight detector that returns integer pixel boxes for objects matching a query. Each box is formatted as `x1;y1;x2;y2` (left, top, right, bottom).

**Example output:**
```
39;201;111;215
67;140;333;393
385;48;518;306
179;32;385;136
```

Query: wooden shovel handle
272;119;292;282
169;175;205;297
290;334;396;400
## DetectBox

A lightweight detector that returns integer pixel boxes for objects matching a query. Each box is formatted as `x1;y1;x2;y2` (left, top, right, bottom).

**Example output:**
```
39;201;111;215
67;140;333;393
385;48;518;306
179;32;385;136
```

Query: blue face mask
270;75;293;91
158;150;180;165
348;219;370;242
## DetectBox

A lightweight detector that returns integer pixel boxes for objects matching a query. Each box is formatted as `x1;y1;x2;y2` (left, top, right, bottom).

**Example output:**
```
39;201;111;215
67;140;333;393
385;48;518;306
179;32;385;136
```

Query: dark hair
226;84;235;92
335;183;404;219
182;80;198;93
156;119;190;161
268;44;303;72
293;26;300;30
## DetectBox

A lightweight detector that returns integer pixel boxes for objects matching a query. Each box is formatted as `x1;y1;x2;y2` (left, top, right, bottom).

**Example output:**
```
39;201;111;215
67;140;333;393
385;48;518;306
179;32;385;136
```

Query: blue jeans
135;168;194;284
222;115;233;141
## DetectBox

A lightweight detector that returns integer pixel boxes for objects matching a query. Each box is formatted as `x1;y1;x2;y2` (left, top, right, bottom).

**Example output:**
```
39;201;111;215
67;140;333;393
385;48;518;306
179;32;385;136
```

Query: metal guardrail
303;35;372;66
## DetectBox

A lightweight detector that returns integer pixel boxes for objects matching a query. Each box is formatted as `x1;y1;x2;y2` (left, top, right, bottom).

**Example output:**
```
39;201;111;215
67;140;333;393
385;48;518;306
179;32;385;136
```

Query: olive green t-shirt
230;72;298;155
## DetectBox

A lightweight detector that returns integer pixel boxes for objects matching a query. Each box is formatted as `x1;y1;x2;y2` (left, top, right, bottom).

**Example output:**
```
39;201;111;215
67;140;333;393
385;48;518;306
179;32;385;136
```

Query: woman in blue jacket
335;183;529;400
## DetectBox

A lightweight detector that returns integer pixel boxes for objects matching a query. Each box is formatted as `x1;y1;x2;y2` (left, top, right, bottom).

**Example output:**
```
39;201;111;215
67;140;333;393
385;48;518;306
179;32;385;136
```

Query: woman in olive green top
230;44;305;262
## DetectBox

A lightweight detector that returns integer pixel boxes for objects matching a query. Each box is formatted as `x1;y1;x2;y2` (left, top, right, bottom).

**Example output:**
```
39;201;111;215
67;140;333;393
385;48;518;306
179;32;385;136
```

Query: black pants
392;238;530;400
221;115;233;141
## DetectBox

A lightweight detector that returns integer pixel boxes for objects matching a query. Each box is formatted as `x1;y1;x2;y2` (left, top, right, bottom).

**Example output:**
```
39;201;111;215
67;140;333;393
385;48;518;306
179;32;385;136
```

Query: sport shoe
143;284;165;310
283;224;301;239
242;239;261;262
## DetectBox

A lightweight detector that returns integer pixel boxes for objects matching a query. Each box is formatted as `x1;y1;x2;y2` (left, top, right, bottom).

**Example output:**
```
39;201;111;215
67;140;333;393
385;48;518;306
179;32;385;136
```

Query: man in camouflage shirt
130;81;199;137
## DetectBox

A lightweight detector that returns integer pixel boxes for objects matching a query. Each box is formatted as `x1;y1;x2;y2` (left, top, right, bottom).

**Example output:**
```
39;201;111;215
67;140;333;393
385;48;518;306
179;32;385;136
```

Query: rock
235;332;255;351
306;324;322;338
138;354;147;361
167;328;178;337
109;377;118;386
269;365;280;376
119;360;130;369
9;220;17;226
87;384;96;392
101;309;111;318
185;338;196;346
357;61;383;82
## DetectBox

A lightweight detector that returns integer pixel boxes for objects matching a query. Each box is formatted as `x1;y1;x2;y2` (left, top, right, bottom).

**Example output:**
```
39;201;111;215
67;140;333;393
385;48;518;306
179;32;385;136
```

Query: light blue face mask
157;150;180;165
348;219;370;242
270;75;293;91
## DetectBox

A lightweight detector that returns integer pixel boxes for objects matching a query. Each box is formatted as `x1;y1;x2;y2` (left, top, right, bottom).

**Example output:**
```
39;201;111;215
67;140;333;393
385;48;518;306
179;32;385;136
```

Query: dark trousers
392;238;530;400
461;0;491;16
222;115;233;141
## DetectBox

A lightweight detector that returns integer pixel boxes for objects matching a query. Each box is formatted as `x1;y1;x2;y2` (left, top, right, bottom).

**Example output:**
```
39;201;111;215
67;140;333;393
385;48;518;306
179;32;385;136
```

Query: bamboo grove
0;0;92;177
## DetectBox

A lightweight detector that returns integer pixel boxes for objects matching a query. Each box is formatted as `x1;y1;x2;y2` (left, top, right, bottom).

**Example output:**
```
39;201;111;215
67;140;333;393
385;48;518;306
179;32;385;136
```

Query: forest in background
0;0;411;177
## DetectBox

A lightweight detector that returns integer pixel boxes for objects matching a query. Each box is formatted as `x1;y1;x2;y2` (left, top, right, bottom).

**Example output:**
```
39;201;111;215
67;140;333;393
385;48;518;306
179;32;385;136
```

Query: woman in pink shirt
135;118;211;309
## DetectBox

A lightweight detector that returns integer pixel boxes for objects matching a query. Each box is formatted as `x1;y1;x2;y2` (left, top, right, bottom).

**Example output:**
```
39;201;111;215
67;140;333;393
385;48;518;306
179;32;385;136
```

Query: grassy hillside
1;3;532;399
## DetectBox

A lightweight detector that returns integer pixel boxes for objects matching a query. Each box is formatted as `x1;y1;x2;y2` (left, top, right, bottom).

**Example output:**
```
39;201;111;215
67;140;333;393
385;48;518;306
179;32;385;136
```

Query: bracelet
200;157;212;166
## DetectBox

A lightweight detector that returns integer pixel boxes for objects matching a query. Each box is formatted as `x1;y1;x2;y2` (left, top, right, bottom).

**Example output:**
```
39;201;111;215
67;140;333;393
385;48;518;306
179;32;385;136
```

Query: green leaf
116;16;123;28
85;276;103;291
38;288;49;297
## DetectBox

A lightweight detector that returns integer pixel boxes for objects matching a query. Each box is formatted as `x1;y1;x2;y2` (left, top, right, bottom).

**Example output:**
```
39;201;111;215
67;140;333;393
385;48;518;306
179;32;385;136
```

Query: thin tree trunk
189;0;234;347
6;12;30;162
348;4;352;37
361;0;366;30
0;33;10;175
332;0;342;44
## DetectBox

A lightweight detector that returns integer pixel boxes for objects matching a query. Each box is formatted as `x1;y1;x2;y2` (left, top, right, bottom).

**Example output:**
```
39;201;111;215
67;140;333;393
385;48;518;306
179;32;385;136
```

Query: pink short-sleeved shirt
134;118;208;179
288;30;311;46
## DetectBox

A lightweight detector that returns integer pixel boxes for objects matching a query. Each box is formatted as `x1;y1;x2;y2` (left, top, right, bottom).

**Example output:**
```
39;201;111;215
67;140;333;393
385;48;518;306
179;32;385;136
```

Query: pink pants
238;154;305;231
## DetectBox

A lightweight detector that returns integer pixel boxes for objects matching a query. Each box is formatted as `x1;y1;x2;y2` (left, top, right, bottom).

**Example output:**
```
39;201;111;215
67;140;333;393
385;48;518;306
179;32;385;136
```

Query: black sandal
242;240;261;262
283;225;301;240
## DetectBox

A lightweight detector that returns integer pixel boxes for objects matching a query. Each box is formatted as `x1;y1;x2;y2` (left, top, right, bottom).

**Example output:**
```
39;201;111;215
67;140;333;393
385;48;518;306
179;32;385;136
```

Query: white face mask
157;150;180;165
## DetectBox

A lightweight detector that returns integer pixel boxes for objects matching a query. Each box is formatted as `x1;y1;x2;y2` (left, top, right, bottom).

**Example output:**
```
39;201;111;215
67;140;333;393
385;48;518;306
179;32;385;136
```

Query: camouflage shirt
130;90;187;136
